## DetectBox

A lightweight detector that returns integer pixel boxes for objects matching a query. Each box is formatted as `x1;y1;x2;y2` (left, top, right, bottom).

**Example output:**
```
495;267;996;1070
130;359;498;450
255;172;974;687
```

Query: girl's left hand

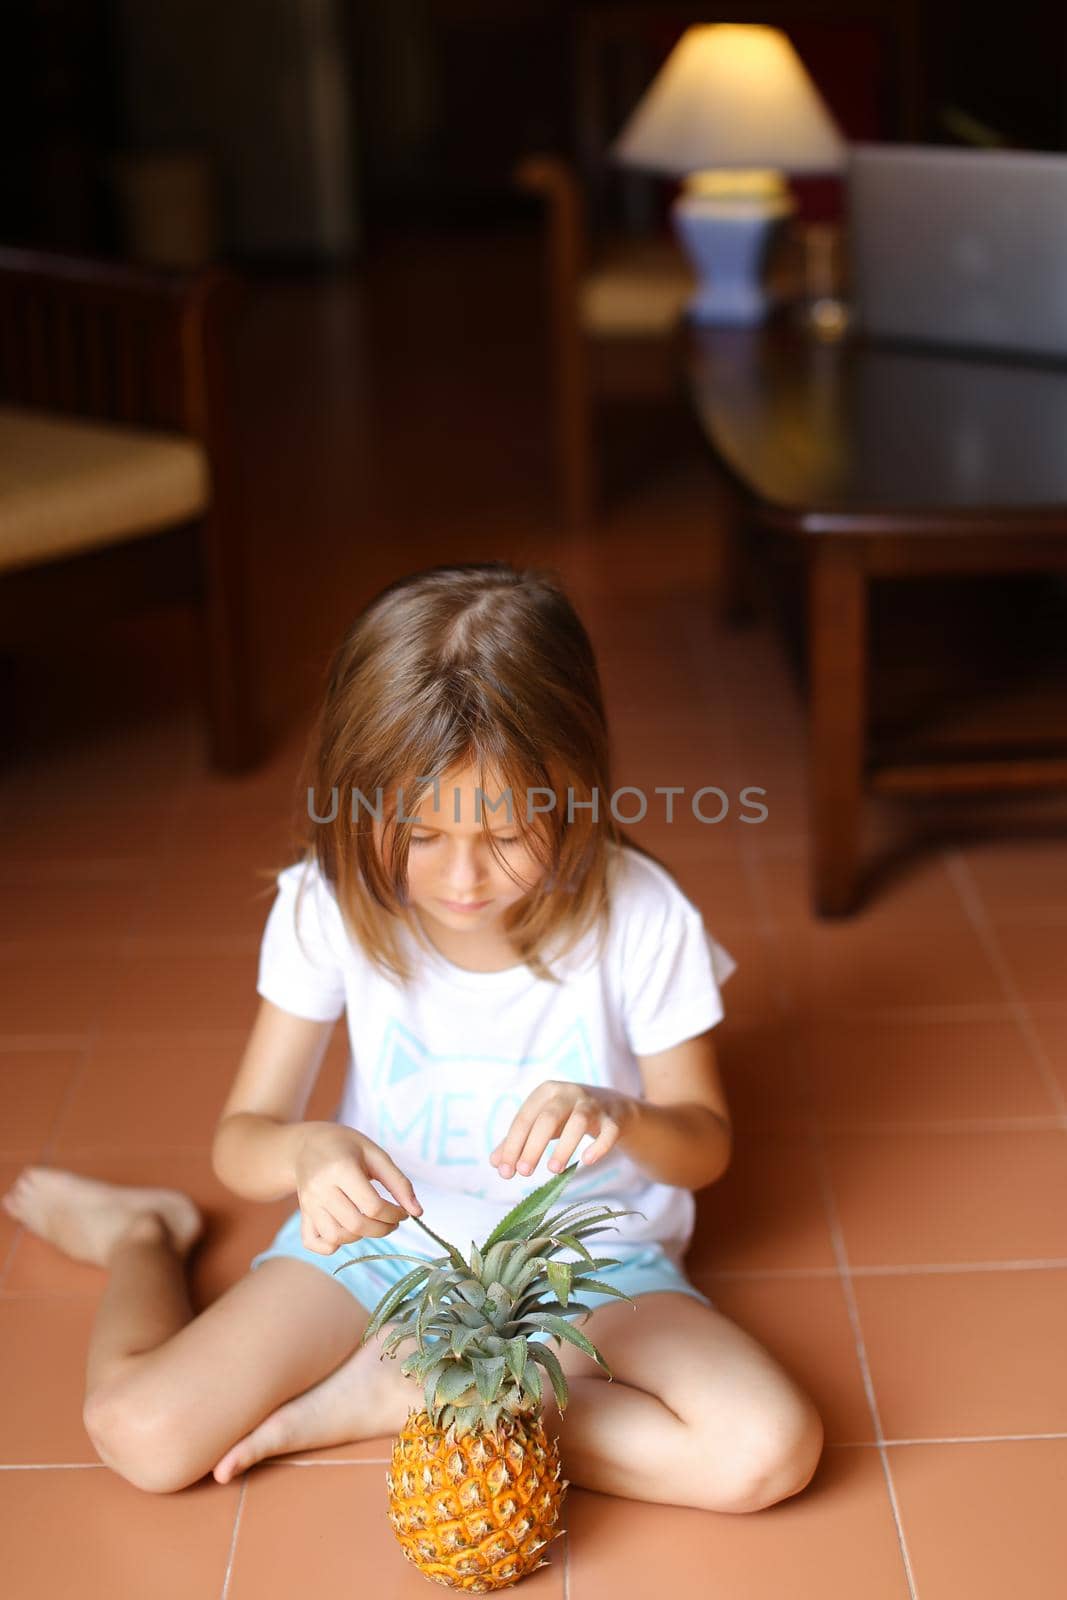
489;1081;633;1179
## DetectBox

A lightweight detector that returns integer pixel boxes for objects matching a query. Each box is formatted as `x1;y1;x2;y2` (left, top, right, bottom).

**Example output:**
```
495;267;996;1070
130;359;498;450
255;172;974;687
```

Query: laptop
847;142;1067;361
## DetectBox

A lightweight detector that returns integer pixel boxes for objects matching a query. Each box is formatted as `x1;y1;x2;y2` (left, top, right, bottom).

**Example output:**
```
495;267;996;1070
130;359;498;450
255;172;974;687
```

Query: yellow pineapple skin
385;1404;568;1593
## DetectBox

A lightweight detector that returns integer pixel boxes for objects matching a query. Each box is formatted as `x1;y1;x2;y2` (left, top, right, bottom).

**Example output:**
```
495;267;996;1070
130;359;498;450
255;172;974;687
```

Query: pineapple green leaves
330;1159;647;1430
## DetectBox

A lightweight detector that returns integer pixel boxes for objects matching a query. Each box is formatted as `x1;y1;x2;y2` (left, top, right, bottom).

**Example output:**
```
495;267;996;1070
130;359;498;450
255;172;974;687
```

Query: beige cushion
0;405;210;575
580;241;695;338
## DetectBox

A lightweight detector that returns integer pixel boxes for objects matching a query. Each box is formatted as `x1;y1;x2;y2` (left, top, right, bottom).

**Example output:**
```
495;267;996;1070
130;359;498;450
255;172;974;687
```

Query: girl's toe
213;1447;242;1484
214;1407;295;1484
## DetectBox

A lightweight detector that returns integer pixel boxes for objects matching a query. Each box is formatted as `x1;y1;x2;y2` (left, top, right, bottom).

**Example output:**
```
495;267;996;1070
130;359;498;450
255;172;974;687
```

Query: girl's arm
618;1029;733;1191
211;997;339;1202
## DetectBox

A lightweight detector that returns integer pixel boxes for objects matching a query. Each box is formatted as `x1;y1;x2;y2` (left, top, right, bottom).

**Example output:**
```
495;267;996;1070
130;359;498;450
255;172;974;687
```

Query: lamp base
672;187;796;327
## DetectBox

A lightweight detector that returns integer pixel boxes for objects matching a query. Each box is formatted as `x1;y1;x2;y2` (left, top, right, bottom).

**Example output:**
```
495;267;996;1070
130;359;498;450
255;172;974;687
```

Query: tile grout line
945;850;1067;1128
704;1257;1067;1278
218;1478;248;1600
782;946;921;1600
8;1430;1067;1473
741;814;919;1597
805;1117;920;1599
36;1023;104;1171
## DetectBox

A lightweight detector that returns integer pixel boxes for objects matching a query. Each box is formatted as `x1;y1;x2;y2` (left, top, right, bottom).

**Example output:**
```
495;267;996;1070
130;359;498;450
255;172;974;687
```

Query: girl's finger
371;1154;423;1216
513;1108;565;1175
347;1159;416;1222
302;1210;342;1253
580;1120;620;1164
325;1185;384;1236
548;1110;598;1172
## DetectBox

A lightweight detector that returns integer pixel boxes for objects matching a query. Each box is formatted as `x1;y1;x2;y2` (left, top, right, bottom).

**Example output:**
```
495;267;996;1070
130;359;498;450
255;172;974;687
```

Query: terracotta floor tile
226;1460;565;1598
0;1157;29;1269
795;1014;1058;1130
564;1449;909;1600
0;1466;241;1598
130;862;281;943
694;1273;876;1444
0;1296;102;1462
0;1046;86;1157
96;938;261;1034
688;1130;837;1274
853;1269;1067;1441
822;1128;1067;1267
758;848;967;930
655;852;762;926
0;792;182;865
889;1439;1067;1600
48;1030;251;1150
0;941;126;1034
743;783;811;844
778;916;1006;1016
613;718;738;780
0;862;151;943
1025;1009;1067;1107
694;921;789;1023
0;692;197;810
625;811;763;860
959;838;1067;917
990;921;1067;1004
715;1018;811;1135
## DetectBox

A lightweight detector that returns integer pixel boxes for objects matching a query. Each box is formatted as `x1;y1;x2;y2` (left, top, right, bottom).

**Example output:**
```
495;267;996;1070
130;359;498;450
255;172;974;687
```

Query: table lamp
611;23;847;326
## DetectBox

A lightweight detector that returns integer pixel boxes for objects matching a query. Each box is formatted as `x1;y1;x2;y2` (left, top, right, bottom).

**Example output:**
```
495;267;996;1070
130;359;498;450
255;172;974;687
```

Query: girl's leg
218;1292;823;1512
87;1214;198;1395
1;1167;205;1395
1;1168;384;1494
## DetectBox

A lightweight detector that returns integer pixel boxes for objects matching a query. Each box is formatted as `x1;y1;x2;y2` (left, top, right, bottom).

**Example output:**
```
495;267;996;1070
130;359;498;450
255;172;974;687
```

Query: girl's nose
441;840;489;892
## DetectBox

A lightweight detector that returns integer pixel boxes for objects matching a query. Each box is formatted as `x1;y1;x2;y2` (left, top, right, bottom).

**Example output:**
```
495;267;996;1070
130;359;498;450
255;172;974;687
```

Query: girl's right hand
293;1123;423;1255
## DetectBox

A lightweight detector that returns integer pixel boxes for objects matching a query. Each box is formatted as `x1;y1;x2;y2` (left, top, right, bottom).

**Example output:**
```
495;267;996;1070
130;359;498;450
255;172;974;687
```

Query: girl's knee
734;1403;825;1513
697;1400;825;1515
83;1382;204;1495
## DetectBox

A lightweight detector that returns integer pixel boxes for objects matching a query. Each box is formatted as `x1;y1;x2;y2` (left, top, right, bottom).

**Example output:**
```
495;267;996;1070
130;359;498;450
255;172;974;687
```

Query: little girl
2;561;823;1511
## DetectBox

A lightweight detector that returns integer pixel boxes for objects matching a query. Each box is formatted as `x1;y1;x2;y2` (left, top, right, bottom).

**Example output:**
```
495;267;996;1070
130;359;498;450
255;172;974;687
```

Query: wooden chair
518;3;919;534
0;247;259;772
517;152;695;534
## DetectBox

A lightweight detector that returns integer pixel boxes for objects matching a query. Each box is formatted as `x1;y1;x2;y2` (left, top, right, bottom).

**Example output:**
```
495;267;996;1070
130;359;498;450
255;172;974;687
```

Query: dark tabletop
685;314;1067;533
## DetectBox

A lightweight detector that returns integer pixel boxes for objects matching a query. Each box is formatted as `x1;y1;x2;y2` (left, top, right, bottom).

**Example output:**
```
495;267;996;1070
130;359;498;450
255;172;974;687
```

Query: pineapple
332;1161;643;1593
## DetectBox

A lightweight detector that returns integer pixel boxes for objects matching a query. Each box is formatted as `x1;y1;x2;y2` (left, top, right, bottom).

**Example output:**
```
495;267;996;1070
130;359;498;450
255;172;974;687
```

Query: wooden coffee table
685;314;1067;916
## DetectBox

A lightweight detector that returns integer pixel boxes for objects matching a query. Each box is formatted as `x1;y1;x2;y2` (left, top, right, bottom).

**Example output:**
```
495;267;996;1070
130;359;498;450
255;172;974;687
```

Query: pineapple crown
331;1161;645;1441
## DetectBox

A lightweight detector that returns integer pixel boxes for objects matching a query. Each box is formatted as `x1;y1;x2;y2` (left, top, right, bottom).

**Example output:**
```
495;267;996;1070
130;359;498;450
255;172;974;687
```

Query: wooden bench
0;247;259;772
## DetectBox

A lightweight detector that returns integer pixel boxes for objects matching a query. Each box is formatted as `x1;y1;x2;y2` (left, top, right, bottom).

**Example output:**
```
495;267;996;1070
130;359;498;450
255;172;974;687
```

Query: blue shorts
250;1206;713;1343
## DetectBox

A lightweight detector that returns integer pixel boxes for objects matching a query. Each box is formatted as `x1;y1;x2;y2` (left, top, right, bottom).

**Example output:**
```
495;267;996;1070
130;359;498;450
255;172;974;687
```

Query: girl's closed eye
410;834;522;848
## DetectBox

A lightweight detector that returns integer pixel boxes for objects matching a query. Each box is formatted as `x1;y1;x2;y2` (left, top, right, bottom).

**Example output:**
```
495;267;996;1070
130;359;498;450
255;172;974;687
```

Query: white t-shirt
255;842;737;1271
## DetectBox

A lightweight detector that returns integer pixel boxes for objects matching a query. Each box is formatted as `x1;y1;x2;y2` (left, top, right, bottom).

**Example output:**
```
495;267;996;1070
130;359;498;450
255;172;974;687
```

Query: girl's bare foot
0;1167;204;1266
213;1338;418;1484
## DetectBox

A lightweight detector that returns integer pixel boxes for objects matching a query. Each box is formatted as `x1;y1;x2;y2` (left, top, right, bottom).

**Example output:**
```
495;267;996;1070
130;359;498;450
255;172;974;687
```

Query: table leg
809;545;868;915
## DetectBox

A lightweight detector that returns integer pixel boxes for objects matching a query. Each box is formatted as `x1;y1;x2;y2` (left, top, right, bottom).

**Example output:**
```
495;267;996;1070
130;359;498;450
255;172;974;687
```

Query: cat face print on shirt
366;1015;627;1206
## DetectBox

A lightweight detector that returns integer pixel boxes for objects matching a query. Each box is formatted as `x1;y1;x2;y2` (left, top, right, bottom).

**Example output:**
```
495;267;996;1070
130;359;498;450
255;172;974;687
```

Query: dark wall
923;0;1067;150
4;0;1066;256
1;0;120;251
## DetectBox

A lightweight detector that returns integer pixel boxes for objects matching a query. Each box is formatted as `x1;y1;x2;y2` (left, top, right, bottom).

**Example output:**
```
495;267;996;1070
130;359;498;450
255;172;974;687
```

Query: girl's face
380;763;548;938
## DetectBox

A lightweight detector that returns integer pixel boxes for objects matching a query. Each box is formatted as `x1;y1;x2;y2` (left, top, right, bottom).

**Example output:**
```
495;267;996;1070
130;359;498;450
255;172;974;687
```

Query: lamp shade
612;24;846;178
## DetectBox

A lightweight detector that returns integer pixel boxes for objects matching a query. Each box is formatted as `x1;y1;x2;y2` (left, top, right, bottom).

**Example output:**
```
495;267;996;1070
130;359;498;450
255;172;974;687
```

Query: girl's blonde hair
264;561;669;985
